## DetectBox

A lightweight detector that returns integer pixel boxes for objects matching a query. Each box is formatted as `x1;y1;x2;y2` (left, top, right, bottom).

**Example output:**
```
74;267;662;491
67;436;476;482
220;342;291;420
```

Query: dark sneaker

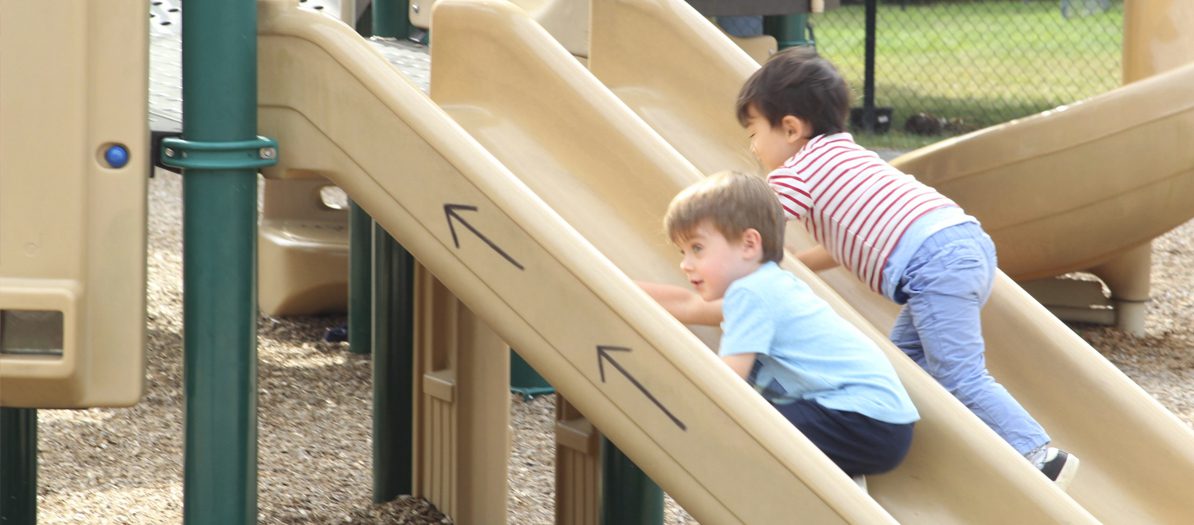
1039;447;1080;490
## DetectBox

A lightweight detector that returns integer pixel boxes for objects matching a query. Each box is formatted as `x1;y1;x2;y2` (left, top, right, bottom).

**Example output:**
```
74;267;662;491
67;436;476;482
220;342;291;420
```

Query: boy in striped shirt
737;47;1077;487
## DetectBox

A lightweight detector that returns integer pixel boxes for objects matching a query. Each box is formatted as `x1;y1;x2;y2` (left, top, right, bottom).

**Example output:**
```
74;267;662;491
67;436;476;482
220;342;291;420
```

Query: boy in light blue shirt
641;171;918;476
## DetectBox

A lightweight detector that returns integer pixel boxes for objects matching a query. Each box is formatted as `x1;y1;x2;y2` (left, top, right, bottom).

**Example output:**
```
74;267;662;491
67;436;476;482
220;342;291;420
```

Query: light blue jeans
890;222;1049;455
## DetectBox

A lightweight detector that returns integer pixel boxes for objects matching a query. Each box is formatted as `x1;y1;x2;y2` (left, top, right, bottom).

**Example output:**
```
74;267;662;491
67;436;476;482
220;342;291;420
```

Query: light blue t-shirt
720;262;920;425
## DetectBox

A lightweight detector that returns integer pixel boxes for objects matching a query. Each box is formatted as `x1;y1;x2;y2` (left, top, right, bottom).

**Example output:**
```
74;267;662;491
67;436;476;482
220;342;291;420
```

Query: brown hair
664;171;785;263
736;47;850;137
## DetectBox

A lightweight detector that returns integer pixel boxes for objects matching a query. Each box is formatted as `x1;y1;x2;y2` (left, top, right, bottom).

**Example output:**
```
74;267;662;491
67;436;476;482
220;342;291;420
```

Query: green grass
809;0;1123;150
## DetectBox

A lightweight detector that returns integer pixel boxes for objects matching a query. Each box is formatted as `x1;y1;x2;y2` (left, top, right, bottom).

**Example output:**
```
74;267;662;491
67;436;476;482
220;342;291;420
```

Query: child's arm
721;354;757;380
796;245;840;272
635;281;723;325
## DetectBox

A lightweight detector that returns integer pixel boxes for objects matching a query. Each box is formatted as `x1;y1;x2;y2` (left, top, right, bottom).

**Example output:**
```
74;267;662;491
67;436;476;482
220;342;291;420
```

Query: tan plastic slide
254;0;1105;521
586;0;1194;522
890;64;1194;282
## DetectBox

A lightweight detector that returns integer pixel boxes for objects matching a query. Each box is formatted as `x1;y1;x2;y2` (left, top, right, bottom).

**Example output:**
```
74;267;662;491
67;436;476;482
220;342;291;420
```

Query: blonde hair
664;171;785;263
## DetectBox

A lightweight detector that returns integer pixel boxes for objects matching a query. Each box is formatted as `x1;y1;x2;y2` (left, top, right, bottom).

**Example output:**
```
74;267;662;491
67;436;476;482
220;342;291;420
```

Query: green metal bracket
160;136;279;171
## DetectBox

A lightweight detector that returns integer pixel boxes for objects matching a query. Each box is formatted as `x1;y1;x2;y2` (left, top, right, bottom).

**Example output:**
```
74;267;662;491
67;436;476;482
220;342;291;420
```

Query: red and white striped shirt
769;133;960;292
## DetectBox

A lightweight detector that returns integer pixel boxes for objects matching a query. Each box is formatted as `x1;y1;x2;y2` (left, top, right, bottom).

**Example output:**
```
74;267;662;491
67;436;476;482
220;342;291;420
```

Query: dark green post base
372;225;414;502
601;438;663;525
349;202;372;355
0;408;37;525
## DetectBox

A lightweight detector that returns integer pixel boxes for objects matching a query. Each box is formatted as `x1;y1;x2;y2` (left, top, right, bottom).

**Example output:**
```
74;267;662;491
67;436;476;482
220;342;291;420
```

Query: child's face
745;105;805;172
676;221;763;301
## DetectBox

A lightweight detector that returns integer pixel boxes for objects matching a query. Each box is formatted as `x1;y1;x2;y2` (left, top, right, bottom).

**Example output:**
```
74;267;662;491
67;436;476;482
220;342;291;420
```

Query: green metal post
372;225;414;502
0;408;36;525
348;202;372;355
763;14;813;49
367;1;414;502
177;0;261;523
372;0;410;39
601;438;663;525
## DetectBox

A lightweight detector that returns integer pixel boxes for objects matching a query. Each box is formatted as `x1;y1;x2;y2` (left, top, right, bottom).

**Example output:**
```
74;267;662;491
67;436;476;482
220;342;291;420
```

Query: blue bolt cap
104;144;129;168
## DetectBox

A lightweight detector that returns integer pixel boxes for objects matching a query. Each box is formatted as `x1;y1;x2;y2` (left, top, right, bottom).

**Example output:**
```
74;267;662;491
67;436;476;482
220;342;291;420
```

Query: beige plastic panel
725;33;777;64
589;0;762;178
411;267;509;523
256;1;889;522
1123;0;1194;83
0;0;147;408
554;397;600;525
588;0;1194;522
258;177;349;316
411;0;590;56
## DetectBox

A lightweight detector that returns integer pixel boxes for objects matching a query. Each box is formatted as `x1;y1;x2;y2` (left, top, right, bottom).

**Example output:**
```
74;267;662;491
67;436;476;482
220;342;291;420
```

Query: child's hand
636;281;723;326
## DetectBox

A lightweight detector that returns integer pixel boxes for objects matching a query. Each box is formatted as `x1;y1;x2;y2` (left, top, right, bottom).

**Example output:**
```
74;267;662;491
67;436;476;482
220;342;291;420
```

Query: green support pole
348;202;372;355
372;225;414;502
601;438;663;525
0;408;37;525
368;0;414;504
372;0;410;39
171;0;270;523
763;14;812;49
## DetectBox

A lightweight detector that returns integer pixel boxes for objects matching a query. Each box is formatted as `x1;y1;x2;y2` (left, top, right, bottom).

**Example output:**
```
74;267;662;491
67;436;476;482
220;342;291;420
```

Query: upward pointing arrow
597;345;687;431
443;203;525;270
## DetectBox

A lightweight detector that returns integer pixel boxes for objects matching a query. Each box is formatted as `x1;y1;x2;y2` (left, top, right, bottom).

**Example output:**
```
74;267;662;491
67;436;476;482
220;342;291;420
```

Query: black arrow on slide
597;345;687;431
444;204;524;270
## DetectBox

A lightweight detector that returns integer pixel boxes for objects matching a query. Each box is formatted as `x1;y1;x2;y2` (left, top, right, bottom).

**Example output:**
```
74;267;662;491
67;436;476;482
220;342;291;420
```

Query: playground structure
3;0;1194;524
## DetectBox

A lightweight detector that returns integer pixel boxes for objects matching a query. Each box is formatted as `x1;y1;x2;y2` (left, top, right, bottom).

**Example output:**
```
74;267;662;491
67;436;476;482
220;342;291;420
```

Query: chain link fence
805;0;1123;143
715;1;1124;145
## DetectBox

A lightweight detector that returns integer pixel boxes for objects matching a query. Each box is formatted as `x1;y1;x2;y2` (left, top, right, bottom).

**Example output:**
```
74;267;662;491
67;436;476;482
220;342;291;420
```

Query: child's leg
894;224;1049;455
890;308;925;367
771;399;913;476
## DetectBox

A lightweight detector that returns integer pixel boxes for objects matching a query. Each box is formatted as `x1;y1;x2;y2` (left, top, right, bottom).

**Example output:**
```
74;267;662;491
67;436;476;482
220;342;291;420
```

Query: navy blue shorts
772;399;914;476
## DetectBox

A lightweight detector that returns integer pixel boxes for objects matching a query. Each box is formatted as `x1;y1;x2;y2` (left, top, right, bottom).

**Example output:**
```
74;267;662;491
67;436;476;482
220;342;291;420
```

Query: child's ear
740;229;763;259
780;115;808;144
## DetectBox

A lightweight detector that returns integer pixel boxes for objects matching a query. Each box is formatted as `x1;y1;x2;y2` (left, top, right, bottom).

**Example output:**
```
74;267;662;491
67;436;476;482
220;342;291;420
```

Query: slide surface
256;0;1099;522
585;0;1194;522
258;2;886;522
891;62;1194;280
